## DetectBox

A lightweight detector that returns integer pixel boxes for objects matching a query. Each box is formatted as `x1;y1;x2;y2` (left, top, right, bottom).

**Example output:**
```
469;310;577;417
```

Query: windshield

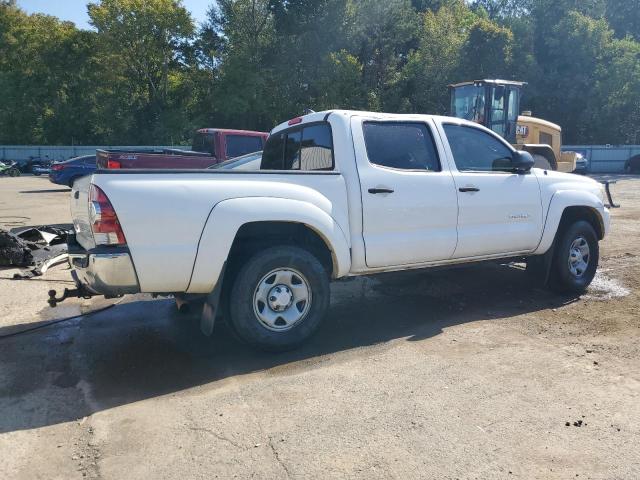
451;85;485;123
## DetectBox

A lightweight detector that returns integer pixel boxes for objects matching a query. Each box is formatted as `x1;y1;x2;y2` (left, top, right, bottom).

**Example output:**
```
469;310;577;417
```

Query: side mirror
512;150;534;173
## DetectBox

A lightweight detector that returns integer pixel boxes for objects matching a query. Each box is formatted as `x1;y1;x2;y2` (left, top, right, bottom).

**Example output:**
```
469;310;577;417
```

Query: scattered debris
13;253;69;279
0;229;32;266
0;224;72;276
583;271;630;300
565;419;586;427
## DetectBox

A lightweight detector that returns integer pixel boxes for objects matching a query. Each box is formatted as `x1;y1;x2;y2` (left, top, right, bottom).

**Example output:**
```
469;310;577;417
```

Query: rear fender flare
187;197;351;293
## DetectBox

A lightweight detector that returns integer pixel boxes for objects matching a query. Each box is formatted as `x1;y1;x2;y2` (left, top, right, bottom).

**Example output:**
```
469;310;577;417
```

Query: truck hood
533;168;604;203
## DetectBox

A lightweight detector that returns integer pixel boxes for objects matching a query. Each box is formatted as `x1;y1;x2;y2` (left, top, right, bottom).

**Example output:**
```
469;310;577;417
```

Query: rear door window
261;123;334;171
226;135;264;158
362;122;440;171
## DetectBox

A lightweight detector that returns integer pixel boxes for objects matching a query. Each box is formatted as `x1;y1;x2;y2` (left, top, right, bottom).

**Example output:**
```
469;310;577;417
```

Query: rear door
351;117;459;268
439;122;543;258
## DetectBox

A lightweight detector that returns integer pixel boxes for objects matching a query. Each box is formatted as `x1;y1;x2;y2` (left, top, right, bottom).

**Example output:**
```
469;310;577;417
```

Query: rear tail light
107;159;121;169
52;164;64;171
89;184;126;245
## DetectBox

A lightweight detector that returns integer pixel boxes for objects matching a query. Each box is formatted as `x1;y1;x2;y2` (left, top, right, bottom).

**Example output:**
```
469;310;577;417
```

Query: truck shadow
0;262;579;433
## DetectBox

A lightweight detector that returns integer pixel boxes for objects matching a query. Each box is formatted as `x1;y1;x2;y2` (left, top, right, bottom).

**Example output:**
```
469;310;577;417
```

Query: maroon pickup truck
96;128;268;169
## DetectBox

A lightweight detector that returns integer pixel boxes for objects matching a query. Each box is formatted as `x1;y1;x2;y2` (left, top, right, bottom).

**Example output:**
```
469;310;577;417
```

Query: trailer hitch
602;180;620;208
47;287;94;308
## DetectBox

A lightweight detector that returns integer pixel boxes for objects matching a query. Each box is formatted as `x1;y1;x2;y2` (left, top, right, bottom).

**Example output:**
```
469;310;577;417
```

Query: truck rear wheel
228;246;329;351
549;220;598;293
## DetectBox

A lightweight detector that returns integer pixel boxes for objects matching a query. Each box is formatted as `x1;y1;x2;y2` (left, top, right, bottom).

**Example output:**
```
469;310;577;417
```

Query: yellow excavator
449;79;577;172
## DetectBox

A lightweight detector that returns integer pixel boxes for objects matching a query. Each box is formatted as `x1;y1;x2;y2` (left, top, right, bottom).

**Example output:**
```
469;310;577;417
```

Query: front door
440;123;543;258
352;118;459;268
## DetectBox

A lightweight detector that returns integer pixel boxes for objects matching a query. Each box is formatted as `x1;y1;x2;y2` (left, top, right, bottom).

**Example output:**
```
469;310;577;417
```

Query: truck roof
196;128;268;136
271;110;483;135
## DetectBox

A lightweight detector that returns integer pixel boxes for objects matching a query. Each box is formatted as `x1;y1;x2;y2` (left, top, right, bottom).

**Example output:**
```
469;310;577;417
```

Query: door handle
368;187;394;194
458;187;480;193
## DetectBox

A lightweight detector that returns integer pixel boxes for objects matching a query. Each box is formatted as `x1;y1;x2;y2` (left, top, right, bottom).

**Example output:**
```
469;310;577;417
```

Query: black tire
625;155;640;174
549;220;599;293
68;176;79;188
227;246;329;352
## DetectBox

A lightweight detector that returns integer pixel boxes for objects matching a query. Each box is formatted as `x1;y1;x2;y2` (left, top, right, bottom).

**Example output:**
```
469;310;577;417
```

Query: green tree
0;4;102;144
346;0;420;111
470;0;531;19
317;50;368;110
88;0;195;143
203;0;277;129
605;0;640;41
398;2;479;114
457;18;514;79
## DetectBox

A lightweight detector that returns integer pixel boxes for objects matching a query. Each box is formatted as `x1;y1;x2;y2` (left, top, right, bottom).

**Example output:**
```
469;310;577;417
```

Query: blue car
49;155;96;187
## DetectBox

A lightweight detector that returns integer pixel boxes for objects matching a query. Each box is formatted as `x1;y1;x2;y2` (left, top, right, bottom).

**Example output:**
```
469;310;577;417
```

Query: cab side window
443;124;513;172
363;122;440;171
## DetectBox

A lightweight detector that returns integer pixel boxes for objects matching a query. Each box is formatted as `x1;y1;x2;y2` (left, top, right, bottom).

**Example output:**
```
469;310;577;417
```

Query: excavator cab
449;79;524;144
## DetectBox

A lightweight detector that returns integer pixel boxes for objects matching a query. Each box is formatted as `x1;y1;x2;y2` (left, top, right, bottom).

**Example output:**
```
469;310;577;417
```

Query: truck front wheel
228;246;330;351
549;220;599;293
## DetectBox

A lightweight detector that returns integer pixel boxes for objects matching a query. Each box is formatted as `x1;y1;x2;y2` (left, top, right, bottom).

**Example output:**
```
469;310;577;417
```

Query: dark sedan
49;155;96;187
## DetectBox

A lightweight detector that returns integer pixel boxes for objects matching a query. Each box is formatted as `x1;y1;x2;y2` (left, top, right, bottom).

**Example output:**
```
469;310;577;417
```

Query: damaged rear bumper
68;240;140;296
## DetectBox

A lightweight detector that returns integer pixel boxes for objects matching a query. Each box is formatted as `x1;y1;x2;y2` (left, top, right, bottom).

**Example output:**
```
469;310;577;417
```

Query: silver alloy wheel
253;268;312;332
568;236;590;277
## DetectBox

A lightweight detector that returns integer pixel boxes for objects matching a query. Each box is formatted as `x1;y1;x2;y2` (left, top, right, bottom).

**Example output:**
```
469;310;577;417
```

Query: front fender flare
534;190;607;255
186;197;351;293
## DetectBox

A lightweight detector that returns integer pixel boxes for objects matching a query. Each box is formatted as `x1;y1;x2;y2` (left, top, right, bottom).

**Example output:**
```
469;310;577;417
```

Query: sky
17;0;212;29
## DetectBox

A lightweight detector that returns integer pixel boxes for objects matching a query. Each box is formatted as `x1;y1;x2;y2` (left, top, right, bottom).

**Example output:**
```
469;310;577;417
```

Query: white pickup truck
64;110;610;351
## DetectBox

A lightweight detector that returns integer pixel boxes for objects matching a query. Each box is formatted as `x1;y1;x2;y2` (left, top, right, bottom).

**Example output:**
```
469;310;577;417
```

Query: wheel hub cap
568;236;590;277
253;268;312;332
268;285;293;312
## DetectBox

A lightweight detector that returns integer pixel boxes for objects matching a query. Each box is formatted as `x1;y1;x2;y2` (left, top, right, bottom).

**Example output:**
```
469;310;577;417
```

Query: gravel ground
0;174;639;479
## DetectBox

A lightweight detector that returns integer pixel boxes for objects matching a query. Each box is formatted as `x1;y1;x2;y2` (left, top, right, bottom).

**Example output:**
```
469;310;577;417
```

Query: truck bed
72;169;350;293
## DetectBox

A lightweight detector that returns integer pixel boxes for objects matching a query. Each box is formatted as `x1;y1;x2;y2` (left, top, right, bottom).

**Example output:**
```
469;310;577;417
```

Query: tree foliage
0;0;638;145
